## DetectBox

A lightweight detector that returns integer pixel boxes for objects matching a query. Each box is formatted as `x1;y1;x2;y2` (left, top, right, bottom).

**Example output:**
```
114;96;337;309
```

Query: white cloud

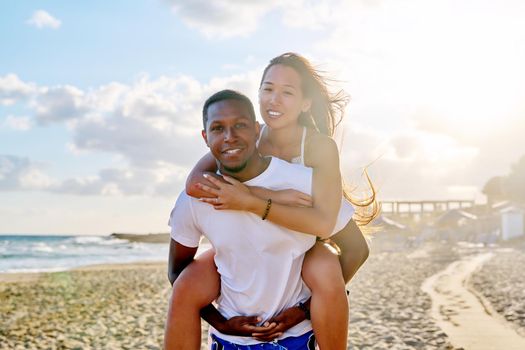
34;85;89;124
339;123;488;201
26;10;62;29
0;71;261;196
168;0;281;38
0;74;37;105
0;154;187;197
166;0;355;39
0;155;56;191
279;0;339;30
68;71;260;169
53;164;187;197
3;116;32;131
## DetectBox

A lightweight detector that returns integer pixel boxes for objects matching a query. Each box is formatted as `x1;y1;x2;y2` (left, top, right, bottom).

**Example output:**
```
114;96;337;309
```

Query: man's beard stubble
221;161;248;174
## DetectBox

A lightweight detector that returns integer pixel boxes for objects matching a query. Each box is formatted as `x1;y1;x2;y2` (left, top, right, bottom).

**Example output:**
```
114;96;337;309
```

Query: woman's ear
302;98;312;113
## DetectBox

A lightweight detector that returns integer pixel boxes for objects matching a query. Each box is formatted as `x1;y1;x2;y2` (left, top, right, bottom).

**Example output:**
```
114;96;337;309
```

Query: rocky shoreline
110;232;170;244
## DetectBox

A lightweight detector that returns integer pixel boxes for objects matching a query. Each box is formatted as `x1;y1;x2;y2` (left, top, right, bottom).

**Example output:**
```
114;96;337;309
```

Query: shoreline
110;232;170;243
0;260;165;284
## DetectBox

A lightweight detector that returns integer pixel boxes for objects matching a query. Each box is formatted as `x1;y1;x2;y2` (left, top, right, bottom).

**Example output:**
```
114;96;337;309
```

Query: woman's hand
197;174;255;210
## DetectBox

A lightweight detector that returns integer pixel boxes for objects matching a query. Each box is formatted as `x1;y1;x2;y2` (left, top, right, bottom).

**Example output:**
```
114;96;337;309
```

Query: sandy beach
1;239;524;349
0;262;171;349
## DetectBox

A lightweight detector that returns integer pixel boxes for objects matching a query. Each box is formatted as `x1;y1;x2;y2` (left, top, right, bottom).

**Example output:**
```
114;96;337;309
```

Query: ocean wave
3;266;68;274
70;236;127;246
70;236;105;244
32;242;55;253
0;235;169;274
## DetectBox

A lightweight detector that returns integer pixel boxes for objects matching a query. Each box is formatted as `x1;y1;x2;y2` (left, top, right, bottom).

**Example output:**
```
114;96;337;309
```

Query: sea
0;234;171;274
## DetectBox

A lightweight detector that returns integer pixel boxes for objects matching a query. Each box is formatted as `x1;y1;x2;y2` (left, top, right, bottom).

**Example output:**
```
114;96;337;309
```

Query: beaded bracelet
262;198;272;220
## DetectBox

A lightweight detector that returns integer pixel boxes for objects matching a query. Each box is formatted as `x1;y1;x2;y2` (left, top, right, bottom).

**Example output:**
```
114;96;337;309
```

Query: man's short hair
202;90;256;129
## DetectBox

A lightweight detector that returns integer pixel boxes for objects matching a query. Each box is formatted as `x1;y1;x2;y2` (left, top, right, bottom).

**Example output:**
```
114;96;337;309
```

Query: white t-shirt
169;157;354;345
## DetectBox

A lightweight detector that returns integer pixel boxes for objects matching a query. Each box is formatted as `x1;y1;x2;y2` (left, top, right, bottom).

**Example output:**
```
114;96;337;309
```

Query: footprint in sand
422;253;525;350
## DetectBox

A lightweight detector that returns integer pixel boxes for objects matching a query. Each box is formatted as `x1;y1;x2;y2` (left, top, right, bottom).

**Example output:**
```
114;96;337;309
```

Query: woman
166;53;377;349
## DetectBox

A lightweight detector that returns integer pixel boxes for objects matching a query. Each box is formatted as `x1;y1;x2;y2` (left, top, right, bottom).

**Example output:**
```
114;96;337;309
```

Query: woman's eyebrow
261;81;297;90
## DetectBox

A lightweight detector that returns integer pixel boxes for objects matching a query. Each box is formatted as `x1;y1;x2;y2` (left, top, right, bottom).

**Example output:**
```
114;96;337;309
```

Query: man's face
202;99;260;174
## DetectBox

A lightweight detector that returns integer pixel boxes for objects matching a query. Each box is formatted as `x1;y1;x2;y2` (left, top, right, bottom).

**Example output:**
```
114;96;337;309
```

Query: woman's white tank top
256;125;355;236
257;125;307;166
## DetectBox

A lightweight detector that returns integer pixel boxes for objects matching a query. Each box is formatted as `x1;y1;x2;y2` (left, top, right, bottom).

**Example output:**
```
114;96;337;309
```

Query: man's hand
216;316;278;337
251;306;306;342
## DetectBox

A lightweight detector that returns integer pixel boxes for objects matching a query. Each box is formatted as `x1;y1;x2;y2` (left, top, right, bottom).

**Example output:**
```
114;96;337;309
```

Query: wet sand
422;253;525;350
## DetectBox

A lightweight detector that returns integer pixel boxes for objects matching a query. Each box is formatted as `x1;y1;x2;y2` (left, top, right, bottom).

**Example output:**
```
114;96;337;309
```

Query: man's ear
255;121;261;139
201;129;208;146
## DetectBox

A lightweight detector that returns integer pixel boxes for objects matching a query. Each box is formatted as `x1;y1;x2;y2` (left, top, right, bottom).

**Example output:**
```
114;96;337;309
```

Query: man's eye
211;126;222;131
235;123;247;128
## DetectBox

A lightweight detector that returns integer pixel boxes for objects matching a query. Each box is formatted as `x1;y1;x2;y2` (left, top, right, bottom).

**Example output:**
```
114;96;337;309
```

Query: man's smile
222;147;244;155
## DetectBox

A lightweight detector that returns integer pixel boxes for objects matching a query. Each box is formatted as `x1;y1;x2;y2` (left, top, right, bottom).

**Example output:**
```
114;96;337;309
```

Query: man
166;90;351;349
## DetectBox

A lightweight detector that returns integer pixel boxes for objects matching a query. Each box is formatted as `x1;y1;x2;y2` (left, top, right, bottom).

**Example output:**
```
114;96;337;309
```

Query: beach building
375;216;407;232
500;206;524;240
379;198;525;244
372;215;415;250
434;209;478;229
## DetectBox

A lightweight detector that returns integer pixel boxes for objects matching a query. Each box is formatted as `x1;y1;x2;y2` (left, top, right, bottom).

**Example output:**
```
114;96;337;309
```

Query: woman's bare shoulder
304;129;339;167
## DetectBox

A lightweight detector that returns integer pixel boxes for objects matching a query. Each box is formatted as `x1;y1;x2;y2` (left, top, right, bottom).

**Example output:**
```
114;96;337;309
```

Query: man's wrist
200;304;227;332
211;319;226;333
298;302;311;320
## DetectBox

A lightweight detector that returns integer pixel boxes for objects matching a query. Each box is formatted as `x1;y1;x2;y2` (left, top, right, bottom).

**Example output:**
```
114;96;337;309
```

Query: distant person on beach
166;53;378;349
166;89;355;349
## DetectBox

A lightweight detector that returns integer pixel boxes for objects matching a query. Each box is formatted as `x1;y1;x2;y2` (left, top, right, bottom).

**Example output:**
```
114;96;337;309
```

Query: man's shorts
210;331;316;350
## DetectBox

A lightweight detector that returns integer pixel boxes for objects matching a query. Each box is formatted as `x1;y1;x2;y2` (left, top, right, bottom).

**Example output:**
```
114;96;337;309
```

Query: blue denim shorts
210;331;316;350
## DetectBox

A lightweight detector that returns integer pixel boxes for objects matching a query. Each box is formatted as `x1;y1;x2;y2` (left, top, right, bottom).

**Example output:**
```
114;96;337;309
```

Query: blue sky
2;0;525;234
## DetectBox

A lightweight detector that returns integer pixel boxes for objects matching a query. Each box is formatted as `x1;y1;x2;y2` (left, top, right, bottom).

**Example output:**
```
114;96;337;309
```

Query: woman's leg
164;249;219;350
331;219;369;284
302;242;348;350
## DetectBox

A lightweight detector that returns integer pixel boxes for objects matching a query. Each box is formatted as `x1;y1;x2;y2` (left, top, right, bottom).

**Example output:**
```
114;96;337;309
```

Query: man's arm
167;239;275;338
168;239;198;285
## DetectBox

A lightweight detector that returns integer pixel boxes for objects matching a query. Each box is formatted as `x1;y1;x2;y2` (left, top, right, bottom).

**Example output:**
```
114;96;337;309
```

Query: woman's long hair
261;52;380;226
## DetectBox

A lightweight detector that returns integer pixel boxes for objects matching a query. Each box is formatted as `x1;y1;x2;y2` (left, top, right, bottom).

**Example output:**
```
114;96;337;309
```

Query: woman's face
258;64;311;130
